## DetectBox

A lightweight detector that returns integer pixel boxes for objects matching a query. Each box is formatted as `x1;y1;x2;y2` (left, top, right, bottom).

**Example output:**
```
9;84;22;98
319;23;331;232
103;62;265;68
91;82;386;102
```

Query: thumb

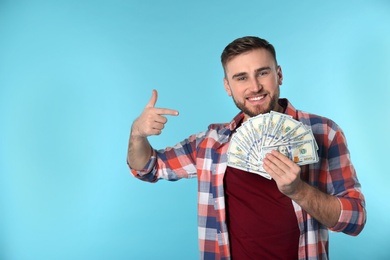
145;89;158;108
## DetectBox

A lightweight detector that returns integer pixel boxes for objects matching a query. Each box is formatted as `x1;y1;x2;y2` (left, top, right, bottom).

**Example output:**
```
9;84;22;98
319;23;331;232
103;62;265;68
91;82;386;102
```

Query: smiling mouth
247;95;266;101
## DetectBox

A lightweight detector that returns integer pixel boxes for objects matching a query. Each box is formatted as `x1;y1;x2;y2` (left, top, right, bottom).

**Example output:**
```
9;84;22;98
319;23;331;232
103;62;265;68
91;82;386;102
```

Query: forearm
126;89;179;171
127;130;154;171
290;181;341;228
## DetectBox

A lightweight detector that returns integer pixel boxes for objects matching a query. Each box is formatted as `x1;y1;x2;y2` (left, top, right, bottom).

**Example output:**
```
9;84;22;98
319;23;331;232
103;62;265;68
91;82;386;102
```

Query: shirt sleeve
129;132;205;182
326;128;366;235
129;153;159;183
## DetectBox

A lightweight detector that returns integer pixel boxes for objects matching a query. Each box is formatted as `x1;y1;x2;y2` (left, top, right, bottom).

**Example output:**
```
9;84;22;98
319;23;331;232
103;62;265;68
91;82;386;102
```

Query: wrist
288;180;309;203
130;124;145;139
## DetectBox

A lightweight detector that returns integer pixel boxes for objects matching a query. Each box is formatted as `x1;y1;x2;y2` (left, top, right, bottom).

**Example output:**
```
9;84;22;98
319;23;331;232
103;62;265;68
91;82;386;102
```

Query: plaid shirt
130;99;366;260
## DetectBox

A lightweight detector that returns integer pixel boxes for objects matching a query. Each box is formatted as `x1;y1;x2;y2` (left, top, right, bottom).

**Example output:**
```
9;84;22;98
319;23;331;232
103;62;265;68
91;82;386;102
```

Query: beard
231;90;280;118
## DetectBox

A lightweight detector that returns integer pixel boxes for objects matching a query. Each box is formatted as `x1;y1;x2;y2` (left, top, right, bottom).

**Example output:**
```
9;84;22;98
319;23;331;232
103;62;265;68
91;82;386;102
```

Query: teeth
249;96;264;101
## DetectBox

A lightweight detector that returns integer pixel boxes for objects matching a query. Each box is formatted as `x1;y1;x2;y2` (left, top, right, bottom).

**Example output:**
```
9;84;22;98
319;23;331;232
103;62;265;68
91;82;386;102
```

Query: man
127;36;366;259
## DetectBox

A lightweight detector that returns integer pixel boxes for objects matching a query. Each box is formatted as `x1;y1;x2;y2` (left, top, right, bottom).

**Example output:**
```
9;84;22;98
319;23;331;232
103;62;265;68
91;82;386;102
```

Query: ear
277;66;283;85
223;78;232;96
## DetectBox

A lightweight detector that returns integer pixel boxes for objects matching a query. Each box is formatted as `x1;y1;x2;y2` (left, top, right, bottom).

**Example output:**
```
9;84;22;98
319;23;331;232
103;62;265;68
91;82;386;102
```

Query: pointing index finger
155;108;179;116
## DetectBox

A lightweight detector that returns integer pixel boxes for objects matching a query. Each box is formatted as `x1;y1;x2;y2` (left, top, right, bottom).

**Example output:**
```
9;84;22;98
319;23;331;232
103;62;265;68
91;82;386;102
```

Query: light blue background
1;0;389;259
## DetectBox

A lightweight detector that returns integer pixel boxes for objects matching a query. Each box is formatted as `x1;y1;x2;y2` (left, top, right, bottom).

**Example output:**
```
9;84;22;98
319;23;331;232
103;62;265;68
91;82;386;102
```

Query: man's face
223;48;283;121
278;145;289;157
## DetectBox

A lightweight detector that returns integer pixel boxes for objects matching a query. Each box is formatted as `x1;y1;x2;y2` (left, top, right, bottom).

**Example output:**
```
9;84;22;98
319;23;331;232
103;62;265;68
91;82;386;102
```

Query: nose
249;77;262;92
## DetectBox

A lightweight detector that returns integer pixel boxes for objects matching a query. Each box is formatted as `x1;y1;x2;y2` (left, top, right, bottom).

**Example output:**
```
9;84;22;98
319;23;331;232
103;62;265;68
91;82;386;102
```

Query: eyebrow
231;72;247;80
231;66;272;80
255;66;272;73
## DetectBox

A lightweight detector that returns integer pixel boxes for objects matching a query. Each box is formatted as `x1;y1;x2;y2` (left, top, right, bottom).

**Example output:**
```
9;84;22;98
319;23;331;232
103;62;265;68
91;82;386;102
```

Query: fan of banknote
227;111;319;180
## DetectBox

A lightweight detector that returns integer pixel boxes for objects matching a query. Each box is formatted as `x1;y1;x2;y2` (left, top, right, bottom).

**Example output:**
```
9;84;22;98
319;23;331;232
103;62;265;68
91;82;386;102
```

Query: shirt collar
281;98;299;119
228;112;245;131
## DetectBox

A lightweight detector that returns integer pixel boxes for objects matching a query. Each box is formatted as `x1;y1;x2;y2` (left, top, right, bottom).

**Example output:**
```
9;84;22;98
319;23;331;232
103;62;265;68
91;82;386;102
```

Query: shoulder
207;122;230;131
297;110;341;131
285;99;341;133
191;122;231;145
296;110;348;148
207;122;231;137
206;112;243;137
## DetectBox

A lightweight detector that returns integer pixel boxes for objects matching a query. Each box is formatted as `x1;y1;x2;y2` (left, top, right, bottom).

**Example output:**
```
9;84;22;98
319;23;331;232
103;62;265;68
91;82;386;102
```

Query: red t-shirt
224;166;299;259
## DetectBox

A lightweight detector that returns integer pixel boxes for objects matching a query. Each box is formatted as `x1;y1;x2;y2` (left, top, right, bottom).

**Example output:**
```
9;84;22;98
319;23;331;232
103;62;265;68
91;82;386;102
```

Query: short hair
221;36;278;75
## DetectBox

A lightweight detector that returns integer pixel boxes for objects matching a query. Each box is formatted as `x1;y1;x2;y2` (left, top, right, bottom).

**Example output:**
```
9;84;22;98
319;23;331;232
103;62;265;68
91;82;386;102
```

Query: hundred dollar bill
288;128;319;150
229;125;270;179
275;122;307;145
227;152;265;173
229;135;259;161
262;112;279;146
227;152;271;179
235;125;256;153
227;138;259;166
260;139;319;166
248;113;267;152
273;116;300;140
241;121;259;152
260;113;271;147
267;113;294;144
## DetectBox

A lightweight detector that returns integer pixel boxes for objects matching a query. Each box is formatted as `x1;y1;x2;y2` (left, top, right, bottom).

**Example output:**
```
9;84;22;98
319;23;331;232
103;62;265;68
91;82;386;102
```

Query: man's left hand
262;149;303;197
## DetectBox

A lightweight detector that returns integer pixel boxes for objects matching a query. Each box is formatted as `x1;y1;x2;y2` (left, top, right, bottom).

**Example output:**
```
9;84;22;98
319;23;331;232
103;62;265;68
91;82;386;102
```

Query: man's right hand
131;89;179;138
128;89;179;170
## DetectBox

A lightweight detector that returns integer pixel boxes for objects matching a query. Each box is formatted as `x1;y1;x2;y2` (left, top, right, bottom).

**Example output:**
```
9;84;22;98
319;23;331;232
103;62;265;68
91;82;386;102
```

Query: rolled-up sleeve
129;132;204;183
327;128;366;235
331;194;366;235
129;155;159;183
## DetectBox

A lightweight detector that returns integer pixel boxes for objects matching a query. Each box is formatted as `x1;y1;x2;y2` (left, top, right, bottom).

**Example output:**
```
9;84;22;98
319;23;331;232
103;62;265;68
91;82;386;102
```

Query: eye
257;70;269;77
237;76;247;81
